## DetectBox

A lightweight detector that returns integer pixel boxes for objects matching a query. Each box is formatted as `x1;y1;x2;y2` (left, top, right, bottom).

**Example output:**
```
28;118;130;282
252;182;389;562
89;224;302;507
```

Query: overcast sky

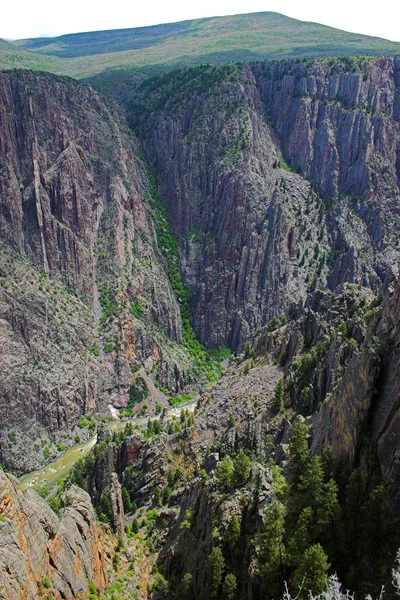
2;0;400;43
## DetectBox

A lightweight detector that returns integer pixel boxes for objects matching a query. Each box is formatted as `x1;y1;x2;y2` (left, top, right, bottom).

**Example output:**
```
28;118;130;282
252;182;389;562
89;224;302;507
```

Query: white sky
1;0;400;43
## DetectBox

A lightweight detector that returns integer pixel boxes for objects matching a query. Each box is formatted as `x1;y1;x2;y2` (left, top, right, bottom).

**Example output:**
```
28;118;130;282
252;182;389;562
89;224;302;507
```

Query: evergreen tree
274;379;285;411
152;573;170;595
131;518;139;534
147;419;155;437
123;421;134;437
361;484;386;556
291;544;330;600
317;478;341;560
287;506;313;567
297;455;324;514
288;420;309;488
320;446;334;479
216;457;234;491
153;485;161;506
178;573;193;599
343;468;365;561
259;501;286;596
225;514;241;547
355;484;387;593
232;451;252;487
208;547;225;597
223;573;237;599
244;341;255;359
162;485;172;504
121;487;132;512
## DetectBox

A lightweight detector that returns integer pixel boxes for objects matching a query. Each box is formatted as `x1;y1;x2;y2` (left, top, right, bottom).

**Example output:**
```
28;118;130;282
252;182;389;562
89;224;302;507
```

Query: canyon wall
0;71;188;473
134;59;400;349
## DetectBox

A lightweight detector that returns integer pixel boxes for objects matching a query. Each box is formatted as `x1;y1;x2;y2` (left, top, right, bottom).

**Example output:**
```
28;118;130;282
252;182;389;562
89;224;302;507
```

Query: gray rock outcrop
0;468;112;599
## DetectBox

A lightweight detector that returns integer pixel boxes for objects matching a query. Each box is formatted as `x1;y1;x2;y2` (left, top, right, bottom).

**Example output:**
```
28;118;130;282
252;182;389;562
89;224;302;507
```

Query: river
18;398;197;491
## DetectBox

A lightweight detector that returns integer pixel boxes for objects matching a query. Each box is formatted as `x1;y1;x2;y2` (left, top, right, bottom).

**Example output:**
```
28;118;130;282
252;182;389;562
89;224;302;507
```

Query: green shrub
98;285;118;325
79;416;88;428
89;581;97;595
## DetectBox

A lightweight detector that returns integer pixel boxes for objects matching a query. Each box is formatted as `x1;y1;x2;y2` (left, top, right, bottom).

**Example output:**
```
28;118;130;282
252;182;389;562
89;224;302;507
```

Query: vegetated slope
0;70;201;474
129;57;400;350
16;19;202;58
64;274;400;599
5;12;400;78
0;38;62;73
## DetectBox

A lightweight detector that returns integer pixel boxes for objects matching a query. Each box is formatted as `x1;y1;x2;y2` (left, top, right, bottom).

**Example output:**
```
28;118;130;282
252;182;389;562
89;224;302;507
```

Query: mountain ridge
1;12;400;78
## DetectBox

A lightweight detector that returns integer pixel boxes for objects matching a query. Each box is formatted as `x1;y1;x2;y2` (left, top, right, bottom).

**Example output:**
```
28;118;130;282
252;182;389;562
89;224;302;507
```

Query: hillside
2;12;400;78
0;37;61;72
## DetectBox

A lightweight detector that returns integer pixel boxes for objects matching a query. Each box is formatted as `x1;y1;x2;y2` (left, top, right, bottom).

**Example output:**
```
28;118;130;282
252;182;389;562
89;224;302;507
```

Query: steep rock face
0;468;112;599
2;58;400;475
0;71;189;473
135;59;400;351
0;69;183;344
253;57;400;286
138;66;330;349
308;276;400;508
0;246;100;472
373;278;400;505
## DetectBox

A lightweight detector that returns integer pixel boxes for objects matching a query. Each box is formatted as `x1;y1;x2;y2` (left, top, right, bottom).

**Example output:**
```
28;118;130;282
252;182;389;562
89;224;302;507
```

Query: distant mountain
0;36;61;72
3;12;400;78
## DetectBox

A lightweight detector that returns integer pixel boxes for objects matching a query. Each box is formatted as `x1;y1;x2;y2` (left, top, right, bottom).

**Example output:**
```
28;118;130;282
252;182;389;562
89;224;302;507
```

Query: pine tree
223;573;237;599
361;484;386;556
317;478;341;560
225;514;241;547
216;457;234;491
288;420;309;488
178;573;193;599
232;451;252;486
153;485;161;506
131;518;139;534
343;468;365;561
291;544;330;600
287;506;313;567
208;547;225;597
259;501;286;596
274;379;285;411
297;455;324;514
121;487;132;512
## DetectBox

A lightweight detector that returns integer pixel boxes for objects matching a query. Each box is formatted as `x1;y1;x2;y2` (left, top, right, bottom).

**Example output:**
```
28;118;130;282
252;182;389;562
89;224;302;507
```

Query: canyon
0;52;400;599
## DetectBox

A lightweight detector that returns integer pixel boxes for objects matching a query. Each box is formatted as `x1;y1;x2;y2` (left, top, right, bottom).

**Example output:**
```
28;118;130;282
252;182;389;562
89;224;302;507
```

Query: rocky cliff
2;56;400;599
131;58;400;351
254;57;400;285
310;275;400;510
0;468;112;599
90;278;400;599
3;58;400;472
132;65;326;349
0;70;192;473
